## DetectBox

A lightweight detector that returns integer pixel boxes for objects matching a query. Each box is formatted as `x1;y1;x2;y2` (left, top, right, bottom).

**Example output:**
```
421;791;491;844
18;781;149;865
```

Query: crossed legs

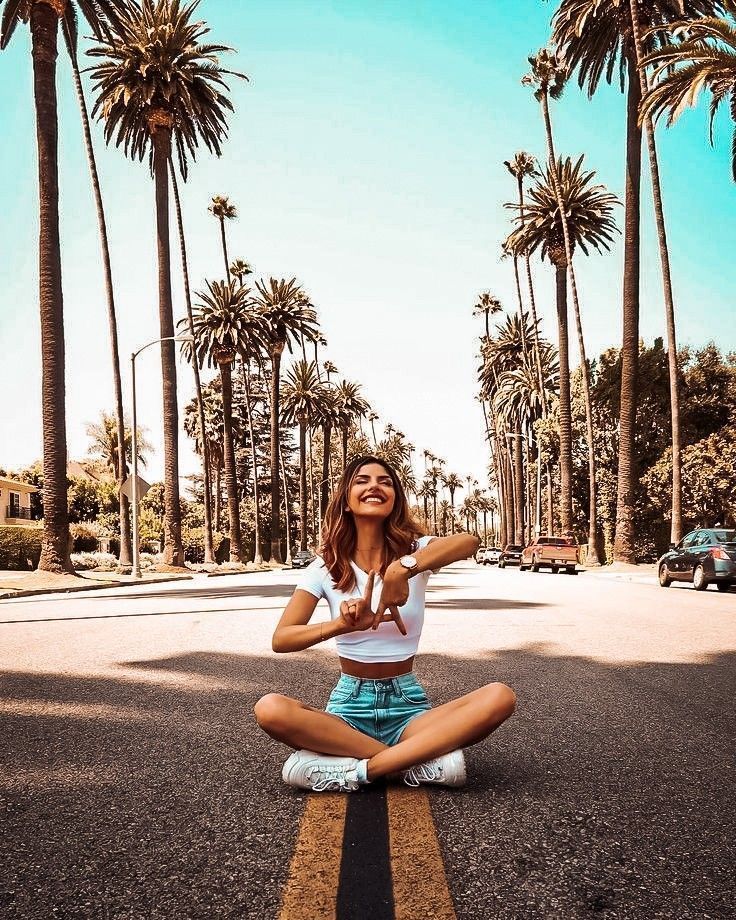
254;682;516;780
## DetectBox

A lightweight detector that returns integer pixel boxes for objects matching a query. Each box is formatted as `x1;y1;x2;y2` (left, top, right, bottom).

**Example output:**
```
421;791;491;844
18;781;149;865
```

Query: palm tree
368;411;380;446
187;280;267;563
230;259;253;284
442;473;464;533
282;360;324;551
427;463;444;534
209;195;237;278
523;49;603;561
472;292;503;338
0;0;122;571
253;277;319;562
86;411;151;475
397;462;418;503
551;0;719;559
170;167;215;563
89;0;244;566
506;156;619;536
59;8;135;567
334;379;370;469
640;3;736;538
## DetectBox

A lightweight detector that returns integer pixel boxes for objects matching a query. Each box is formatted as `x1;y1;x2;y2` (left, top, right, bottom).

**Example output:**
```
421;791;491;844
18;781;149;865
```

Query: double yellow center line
278;786;456;920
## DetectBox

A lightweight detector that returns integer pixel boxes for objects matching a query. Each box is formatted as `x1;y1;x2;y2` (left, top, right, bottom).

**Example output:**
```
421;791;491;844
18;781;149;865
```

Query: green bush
182;528;230;564
0;526;43;571
70;523;99;553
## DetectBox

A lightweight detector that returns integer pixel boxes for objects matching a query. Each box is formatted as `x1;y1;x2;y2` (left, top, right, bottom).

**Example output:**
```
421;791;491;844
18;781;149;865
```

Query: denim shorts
325;673;432;746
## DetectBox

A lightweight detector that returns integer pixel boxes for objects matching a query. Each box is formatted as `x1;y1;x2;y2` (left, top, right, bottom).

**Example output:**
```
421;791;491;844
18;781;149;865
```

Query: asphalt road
1;563;734;919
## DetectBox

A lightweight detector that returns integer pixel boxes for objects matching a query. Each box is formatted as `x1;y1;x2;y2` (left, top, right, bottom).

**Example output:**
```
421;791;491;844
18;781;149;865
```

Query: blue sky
0;0;733;491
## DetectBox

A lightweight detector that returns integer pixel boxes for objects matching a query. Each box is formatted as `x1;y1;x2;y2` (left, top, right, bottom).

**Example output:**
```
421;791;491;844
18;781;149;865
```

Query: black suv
658;528;736;592
498;544;523;569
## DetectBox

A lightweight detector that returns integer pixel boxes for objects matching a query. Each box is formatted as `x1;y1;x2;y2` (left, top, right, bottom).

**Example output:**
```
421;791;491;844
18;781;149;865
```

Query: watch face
400;555;418;569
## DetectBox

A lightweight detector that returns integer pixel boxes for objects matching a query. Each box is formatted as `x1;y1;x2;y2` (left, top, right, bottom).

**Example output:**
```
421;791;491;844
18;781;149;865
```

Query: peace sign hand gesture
338;571;378;632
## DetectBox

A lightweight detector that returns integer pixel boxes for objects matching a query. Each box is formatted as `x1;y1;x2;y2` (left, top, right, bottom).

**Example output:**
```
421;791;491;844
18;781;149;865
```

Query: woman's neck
353;519;386;569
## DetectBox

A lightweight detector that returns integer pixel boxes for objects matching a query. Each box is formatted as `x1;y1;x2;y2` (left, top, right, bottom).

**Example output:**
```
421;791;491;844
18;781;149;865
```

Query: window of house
9;492;21;517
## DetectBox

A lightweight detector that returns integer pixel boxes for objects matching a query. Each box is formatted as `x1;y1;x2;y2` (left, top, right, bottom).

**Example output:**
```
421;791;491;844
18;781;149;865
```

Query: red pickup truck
520;537;578;574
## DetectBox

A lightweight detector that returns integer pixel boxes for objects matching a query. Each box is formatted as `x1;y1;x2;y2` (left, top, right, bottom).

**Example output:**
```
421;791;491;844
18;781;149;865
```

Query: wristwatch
399;554;418;574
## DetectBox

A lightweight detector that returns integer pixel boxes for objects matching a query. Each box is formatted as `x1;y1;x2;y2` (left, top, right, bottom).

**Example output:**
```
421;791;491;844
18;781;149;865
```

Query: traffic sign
120;475;151;501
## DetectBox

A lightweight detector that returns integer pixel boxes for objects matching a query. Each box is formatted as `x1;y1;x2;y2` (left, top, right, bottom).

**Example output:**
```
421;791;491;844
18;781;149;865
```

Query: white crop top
295;536;437;663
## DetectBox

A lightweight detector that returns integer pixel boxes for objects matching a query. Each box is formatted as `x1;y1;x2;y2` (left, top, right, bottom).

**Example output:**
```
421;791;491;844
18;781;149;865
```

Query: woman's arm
372;533;479;627
272;572;380;652
272;590;346;653
410;532;480;575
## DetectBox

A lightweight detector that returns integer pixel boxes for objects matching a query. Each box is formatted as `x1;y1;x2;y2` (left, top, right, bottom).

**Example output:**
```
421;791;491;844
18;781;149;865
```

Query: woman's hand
372;563;409;635
338;571;378;632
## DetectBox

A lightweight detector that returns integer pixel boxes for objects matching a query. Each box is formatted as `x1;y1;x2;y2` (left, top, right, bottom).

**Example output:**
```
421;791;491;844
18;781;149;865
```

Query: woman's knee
254;693;292;732
484;682;516;719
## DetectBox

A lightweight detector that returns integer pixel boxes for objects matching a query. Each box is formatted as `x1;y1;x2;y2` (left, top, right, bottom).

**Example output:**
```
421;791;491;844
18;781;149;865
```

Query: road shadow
427;598;548;611
1;647;734;919
1;582;295;606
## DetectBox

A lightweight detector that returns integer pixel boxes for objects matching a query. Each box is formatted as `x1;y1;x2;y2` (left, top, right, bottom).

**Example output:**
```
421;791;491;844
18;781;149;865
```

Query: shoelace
307;765;359;792
403;759;443;787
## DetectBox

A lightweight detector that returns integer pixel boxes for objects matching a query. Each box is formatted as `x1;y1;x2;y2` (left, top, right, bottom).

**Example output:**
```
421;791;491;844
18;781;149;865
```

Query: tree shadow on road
1;645;734;919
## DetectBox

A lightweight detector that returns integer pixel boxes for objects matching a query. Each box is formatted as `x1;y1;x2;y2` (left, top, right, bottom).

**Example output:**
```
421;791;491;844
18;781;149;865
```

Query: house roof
0;477;38;493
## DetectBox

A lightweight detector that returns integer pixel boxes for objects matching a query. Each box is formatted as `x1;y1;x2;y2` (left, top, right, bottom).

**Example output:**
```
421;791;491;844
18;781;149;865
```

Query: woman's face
346;462;396;521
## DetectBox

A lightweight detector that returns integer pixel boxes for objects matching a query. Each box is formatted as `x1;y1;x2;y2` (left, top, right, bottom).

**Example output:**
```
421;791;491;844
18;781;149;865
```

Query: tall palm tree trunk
280;444;293;565
170;167;214;563
32;1;72;573
298;417;308;551
341;425;349;470
628;0;682;544
513;426;525;545
554;262;573;533
320;421;332;519
151;122;184;566
269;343;284;562
308;425;317;543
65;31;131;567
219;360;242;562
540;91;598;558
614;57;643;563
243;361;263;564
213;458;221;532
218;215;230;279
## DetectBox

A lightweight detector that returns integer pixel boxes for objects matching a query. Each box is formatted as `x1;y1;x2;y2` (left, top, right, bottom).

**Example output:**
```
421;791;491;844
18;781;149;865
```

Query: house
0;477;39;525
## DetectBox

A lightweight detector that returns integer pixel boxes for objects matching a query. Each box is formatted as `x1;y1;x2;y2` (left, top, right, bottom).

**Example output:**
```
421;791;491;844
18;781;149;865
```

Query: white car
478;547;502;565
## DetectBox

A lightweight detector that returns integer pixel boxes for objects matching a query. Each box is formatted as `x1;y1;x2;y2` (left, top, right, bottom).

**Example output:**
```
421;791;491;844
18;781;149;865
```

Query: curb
0;573;192;601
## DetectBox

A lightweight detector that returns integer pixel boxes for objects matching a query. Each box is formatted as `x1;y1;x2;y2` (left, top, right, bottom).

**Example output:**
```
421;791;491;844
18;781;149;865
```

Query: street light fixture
130;334;194;579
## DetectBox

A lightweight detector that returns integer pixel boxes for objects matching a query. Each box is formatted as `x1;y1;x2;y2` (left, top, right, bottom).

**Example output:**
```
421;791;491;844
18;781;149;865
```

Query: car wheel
566;567;577;575
498;561;505;569
716;582;732;593
658;564;672;588
692;565;708;591
551;566;558;574
530;556;539;573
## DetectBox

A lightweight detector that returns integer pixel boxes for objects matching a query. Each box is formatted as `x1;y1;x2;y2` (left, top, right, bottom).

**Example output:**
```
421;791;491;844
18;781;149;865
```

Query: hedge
0;526;43;570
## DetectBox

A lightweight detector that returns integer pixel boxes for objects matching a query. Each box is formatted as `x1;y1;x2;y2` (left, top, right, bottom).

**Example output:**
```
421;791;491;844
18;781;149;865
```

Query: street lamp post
130;335;193;579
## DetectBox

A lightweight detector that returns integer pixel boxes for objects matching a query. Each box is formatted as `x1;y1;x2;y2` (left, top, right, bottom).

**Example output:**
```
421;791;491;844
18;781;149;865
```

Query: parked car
520;537;578;574
498;544;523;568
292;550;316;569
475;546;488;563
658;528;736;592
484;547;502;565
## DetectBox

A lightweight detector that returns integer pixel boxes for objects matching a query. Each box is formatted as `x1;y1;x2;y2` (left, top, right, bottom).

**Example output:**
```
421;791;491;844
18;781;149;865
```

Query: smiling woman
253;454;516;793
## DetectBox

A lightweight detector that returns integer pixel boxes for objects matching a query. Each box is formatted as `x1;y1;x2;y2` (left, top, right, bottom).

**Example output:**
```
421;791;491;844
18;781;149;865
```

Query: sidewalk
580;562;657;584
0;560;290;600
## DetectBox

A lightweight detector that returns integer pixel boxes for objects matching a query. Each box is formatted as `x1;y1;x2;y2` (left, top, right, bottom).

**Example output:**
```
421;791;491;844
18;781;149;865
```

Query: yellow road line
278;793;348;920
387;786;457;920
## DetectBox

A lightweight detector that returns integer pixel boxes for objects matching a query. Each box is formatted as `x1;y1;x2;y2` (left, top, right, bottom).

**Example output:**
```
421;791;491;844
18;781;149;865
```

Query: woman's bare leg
254;693;388;759
366;682;516;781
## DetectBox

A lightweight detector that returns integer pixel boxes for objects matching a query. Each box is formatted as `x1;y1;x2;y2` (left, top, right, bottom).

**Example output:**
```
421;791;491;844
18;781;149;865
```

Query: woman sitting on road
254;455;516;792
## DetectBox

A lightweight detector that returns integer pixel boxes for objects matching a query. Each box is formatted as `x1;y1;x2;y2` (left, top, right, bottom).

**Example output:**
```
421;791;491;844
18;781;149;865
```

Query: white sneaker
282;749;362;792
403;749;467;788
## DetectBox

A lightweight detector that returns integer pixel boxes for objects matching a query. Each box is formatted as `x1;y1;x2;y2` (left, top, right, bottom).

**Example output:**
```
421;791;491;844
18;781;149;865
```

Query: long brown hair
321;455;425;592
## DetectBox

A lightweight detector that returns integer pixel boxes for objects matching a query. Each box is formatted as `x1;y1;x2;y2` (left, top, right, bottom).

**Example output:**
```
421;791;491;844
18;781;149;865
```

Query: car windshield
713;530;736;544
507;545;522;551
537;538;567;546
